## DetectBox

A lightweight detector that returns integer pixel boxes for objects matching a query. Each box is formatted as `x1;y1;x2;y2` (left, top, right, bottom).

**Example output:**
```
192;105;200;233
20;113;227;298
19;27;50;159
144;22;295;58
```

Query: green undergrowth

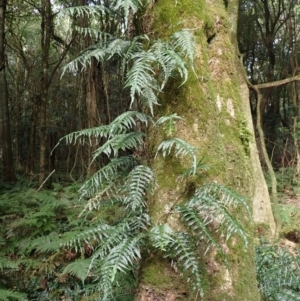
0;183;98;301
264;168;300;240
256;167;300;301
256;243;300;301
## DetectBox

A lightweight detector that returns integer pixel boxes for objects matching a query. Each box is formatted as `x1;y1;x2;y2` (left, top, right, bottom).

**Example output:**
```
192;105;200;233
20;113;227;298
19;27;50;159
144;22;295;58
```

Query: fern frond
156;113;184;126
139;85;161;115
171;30;195;66
111;110;153;131
89;223;131;261
273;289;300;301
54;111;151;154
80;195;122;216
152;41;188;88
256;244;300;301
98;235;141;282
125;51;160;115
92;132;145;159
79;156;138;200
172;232;204;293
188;191;248;246
74;26;113;40
62;258;92;282
16;258;40;273
20;232;61;253
63;36;140;74
149;224;175;251
114;0;144;28
106;38;133;59
0;257;18;271
127;212;151;231
156;113;184;137
176;205;226;261
197;183;251;217
122;165;156;211
0;289;27;301
61;224;112;252
149;225;204;294
155;138;197;175
58;5;109;19
63;44;108;74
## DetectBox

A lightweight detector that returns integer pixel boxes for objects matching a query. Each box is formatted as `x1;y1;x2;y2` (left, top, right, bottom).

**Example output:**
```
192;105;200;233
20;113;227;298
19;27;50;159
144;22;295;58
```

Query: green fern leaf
256;244;300;301
197;183;251;217
122;165;155;211
153;41;189;88
155;138;197;175
79;156;138;200
58;5;109;19
26;232;61;253
274;290;300;301
156;113;184;137
61;224;111;252
74;26;113;40
92;132;145;159
125;52;160;115
150;224;175;251
0;289;27;301
189;191;248;246
63;258;92;282
99;236;141;282
150;225;203;294
176;205;227;262
16;258;40;273
171;30;195;67
55;111;150;149
169;232;204;295
114;0;144;28
0;257;18;271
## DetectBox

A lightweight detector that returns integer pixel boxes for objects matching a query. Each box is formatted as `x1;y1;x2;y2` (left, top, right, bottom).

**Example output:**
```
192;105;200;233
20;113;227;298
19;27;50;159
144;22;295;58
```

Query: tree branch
252;75;300;90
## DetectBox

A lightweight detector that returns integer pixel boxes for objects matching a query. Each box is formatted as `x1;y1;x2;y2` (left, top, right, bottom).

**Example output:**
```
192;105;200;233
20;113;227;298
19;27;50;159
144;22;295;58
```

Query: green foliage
51;106;250;299
256;244;300;301
0;184;87;300
0;257;26;300
156;113;184;137
0;289;27;301
63;28;195;115
1;3;251;299
155;138;197;175
150;225;204;295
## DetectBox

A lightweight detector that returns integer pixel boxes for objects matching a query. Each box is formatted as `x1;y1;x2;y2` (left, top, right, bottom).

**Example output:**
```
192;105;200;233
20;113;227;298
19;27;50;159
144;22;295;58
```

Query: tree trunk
0;0;16;182
86;59;100;175
136;0;275;300
38;0;51;185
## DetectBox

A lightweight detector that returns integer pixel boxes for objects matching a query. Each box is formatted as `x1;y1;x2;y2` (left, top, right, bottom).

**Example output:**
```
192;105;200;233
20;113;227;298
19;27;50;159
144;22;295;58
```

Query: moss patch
140;254;188;294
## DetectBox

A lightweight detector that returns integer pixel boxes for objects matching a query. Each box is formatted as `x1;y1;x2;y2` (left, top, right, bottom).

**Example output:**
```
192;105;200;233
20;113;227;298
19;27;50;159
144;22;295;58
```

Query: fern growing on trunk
51;4;251;298
55;110;250;299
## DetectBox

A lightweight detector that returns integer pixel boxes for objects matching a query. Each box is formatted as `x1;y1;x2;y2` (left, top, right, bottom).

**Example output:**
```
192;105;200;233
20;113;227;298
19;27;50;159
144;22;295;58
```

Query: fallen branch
37;169;55;191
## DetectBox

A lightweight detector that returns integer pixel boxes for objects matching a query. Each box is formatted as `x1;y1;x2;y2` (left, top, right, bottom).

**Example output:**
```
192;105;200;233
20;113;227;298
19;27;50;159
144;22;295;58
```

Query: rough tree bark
136;0;275;300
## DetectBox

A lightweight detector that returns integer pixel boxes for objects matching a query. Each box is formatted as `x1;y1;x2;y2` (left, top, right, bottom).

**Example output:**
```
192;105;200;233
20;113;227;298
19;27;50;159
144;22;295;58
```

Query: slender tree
0;0;15;182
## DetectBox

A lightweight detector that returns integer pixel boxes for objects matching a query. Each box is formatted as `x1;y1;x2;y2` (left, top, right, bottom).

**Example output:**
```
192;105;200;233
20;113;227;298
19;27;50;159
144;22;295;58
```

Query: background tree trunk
0;0;16;182
38;0;51;185
136;0;275;300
